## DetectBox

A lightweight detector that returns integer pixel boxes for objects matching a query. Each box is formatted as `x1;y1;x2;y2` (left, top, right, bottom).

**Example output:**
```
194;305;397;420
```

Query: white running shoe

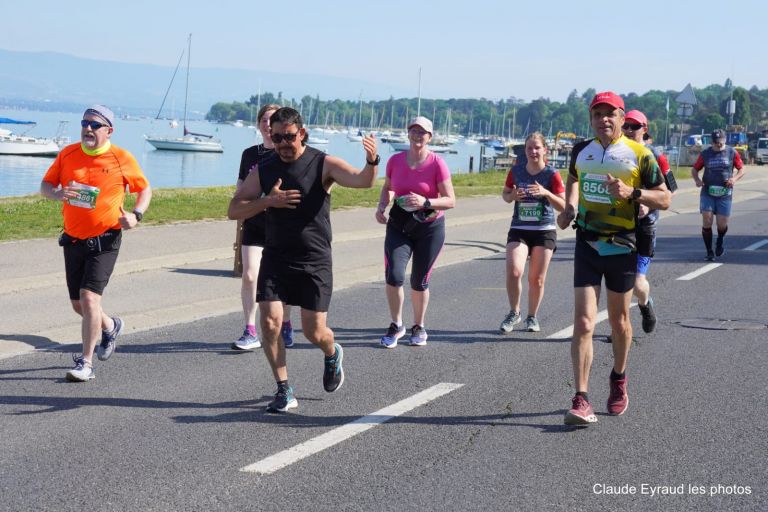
232;330;261;350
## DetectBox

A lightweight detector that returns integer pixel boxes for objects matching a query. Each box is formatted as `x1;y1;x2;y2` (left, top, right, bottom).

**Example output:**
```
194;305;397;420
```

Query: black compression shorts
573;236;636;293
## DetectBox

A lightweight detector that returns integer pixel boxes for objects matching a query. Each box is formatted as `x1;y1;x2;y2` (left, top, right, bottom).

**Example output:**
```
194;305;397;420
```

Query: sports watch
367;154;381;166
133;209;144;222
631;188;642;201
423;198;432;209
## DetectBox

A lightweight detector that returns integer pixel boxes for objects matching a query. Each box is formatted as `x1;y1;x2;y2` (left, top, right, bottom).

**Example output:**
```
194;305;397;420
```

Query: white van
756;138;768;165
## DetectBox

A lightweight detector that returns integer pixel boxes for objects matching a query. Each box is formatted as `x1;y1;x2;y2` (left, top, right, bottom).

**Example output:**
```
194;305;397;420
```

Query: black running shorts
63;229;122;300
573;236;636;293
241;214;266;246
506;228;557;251
256;254;333;312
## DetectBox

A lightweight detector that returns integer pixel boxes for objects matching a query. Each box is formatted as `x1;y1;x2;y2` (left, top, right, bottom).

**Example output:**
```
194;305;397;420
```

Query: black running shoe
323;343;344;393
266;384;297;413
705;251;715;262
715;242;724;257
638;297;657;333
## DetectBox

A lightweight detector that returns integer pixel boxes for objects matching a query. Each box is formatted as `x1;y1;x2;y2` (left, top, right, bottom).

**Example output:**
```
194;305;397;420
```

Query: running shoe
715;241;725;257
564;394;597;425
380;322;406;348
323;343;344;393
281;322;295;348
409;325;428;346
638;297;657;334
66;355;95;382
524;316;540;332
607;374;629;416
499;311;521;333
705;250;715;262
231;330;261;351
97;316;123;361
266;384;298;413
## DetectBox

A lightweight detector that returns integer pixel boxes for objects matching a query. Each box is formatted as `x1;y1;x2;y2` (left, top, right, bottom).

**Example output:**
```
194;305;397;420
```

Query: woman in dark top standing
231;104;295;350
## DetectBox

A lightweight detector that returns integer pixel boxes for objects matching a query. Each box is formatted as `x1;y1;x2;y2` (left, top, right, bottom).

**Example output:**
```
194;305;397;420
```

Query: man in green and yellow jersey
557;91;670;425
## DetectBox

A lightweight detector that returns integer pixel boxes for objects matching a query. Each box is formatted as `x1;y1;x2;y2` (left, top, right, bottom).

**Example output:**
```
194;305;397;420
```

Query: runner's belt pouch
577;228;636;253
59;229;122;252
388;203;436;236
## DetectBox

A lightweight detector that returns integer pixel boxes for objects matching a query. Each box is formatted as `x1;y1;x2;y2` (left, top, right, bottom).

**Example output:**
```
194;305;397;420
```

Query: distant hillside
0;48;411;115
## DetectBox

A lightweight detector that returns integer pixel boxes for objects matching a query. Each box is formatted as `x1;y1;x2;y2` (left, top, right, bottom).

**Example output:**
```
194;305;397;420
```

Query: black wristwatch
423;198;432;209
133;209;144;222
367;154;381;166
631;188;642;201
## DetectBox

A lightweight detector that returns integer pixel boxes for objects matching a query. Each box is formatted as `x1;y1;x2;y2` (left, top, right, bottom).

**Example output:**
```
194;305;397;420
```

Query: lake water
0;108;486;198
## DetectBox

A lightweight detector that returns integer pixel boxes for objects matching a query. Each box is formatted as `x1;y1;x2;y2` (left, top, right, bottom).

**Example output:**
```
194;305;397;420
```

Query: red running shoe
564;394;598;425
607;374;629;416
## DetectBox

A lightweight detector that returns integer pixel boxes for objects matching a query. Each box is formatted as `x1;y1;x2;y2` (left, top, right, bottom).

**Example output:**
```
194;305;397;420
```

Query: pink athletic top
386;152;451;218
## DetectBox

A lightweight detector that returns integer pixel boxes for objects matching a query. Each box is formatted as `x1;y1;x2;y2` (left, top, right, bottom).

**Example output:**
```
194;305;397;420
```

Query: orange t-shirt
43;143;149;239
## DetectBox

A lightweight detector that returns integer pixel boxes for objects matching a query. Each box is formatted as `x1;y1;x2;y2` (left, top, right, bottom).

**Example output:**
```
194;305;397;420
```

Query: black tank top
260;146;331;263
238;144;276;242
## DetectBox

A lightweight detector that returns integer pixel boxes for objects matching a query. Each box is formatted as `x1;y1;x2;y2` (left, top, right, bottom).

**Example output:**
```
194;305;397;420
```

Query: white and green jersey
569;135;663;237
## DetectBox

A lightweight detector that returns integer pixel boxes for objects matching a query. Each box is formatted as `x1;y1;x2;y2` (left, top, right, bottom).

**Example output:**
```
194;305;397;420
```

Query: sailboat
145;34;223;153
0;118;69;157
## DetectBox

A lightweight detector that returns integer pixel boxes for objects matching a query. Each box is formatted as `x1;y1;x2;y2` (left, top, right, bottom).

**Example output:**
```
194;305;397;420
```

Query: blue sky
2;0;765;102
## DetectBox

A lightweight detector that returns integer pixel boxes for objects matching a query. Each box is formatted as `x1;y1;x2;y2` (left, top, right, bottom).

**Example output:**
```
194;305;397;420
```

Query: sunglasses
622;123;643;130
81;119;110;130
270;132;300;143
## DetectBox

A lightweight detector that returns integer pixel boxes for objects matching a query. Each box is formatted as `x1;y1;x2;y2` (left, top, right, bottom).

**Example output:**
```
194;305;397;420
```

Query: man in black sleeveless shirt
228;107;379;412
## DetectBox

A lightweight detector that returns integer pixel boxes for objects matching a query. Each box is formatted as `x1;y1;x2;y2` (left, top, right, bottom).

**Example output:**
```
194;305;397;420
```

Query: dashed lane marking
744;239;768;251
240;382;464;475
677;263;723;281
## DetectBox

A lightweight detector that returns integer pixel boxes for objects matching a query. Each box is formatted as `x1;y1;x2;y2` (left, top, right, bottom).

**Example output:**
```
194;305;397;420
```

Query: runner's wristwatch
367;154;380;166
631;188;642;201
133;209;143;222
423;198;432;209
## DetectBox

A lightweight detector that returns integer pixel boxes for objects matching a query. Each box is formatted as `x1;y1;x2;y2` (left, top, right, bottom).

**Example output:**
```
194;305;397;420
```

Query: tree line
206;80;768;142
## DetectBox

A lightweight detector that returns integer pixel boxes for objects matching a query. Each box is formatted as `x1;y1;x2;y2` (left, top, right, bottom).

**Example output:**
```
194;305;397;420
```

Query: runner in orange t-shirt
41;104;152;382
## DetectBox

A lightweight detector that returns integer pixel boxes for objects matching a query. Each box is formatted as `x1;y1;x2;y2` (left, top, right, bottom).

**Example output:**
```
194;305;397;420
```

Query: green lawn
0;170;511;241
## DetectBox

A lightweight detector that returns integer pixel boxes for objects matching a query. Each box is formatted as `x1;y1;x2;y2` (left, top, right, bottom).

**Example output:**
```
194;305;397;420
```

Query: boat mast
417;67;422;117
155;46;185;120
183;33;192;135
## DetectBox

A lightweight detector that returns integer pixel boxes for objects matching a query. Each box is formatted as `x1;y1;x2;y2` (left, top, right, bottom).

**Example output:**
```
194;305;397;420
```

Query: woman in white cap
374;116;456;348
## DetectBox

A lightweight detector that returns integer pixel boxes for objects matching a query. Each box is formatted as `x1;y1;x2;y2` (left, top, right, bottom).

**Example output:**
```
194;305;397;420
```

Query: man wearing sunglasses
557;92;671;425
619;110;671;335
41;104;152;382
690;129;745;261
228;107;378;413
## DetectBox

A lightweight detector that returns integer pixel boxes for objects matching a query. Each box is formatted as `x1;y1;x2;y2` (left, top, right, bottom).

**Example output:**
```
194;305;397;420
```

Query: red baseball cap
625;110;648;127
589;91;625;111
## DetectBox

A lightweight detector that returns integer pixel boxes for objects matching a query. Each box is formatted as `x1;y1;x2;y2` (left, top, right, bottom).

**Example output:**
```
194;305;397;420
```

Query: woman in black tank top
231;104;295;351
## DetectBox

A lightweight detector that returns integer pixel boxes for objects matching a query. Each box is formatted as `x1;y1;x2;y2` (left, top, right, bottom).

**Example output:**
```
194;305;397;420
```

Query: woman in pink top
374;116;456;348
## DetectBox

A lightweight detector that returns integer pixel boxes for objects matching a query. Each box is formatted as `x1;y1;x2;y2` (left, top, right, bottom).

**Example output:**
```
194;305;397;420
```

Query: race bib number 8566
581;173;612;205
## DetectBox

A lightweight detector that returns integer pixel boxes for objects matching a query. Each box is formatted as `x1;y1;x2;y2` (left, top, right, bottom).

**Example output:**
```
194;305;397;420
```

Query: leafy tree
701;112;725;132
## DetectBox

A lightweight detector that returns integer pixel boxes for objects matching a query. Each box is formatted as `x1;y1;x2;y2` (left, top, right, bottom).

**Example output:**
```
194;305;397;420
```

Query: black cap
711;129;725;141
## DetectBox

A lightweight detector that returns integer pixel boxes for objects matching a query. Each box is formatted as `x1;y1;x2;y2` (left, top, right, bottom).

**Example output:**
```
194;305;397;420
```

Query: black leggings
384;216;445;291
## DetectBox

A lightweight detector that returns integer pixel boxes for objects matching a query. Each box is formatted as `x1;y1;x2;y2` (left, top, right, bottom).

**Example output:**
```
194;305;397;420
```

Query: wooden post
233;220;243;277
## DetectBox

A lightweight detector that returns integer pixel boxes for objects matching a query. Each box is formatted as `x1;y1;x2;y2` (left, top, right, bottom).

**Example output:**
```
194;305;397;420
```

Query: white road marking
744;239;768;251
548;308;611;340
240;382;464;475
677;263;722;281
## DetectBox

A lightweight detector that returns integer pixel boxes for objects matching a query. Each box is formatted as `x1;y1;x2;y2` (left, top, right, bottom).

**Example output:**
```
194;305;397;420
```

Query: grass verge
0;170;512;241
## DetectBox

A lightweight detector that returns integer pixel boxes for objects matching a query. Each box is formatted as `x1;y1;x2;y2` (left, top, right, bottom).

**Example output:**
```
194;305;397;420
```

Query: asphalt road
1;194;767;511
